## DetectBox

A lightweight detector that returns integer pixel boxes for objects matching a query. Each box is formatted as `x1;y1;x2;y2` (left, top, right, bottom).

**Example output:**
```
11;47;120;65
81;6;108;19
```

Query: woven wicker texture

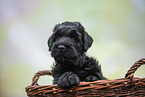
25;58;145;97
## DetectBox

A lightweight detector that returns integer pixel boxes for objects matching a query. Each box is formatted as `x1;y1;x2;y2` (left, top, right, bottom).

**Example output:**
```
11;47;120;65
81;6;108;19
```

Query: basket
25;58;145;97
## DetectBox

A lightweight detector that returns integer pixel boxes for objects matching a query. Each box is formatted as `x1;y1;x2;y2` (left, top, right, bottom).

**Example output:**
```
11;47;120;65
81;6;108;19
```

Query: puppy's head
48;21;93;64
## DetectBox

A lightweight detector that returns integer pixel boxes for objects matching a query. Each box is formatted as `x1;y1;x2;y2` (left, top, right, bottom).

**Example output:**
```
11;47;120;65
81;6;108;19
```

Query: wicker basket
25;58;145;97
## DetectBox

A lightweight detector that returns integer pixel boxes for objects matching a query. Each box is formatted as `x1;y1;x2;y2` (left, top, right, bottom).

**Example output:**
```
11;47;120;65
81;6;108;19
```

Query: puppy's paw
85;75;98;82
58;72;80;89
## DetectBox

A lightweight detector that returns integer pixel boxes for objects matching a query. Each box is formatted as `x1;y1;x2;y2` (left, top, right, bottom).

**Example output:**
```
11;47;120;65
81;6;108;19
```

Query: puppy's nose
58;45;66;51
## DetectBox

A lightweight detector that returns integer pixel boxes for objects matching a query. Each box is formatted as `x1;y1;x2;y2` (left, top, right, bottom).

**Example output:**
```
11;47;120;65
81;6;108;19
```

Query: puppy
48;21;106;88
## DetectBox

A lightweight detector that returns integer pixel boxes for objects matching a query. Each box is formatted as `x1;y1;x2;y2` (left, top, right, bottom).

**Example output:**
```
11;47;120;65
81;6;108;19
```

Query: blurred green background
0;0;145;97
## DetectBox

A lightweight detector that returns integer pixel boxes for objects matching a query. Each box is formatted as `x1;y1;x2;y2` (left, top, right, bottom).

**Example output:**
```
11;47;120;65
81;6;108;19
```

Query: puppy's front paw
85;75;98;82
58;72;80;89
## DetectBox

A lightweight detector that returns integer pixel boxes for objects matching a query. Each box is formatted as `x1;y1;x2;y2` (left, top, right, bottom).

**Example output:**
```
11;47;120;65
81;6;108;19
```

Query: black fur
48;21;106;88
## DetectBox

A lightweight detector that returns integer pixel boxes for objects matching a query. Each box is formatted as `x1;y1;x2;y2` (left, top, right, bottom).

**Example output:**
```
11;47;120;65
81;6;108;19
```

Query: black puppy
48;21;106;88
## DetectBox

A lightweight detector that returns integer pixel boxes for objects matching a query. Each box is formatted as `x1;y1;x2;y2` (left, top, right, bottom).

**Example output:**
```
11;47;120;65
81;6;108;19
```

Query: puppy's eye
70;30;77;37
54;32;61;37
70;30;81;42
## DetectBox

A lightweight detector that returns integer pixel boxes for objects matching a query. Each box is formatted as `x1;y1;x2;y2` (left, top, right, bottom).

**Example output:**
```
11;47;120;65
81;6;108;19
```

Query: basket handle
125;58;145;86
31;70;52;86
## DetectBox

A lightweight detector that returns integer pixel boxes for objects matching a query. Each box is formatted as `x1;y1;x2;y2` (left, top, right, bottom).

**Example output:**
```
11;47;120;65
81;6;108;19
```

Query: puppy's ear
47;36;53;51
83;31;93;52
48;23;61;51
74;22;93;52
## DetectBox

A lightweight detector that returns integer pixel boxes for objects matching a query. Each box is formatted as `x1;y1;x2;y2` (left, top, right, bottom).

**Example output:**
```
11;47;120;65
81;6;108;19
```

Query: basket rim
25;58;145;96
